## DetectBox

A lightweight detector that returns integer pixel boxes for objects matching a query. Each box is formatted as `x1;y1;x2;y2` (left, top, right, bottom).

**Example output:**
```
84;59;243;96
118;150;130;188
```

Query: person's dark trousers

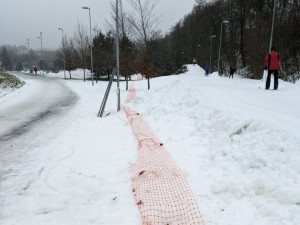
229;74;233;78
266;70;279;90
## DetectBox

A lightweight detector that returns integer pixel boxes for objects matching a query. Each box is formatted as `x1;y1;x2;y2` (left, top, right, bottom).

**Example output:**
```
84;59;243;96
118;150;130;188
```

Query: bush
0;72;24;89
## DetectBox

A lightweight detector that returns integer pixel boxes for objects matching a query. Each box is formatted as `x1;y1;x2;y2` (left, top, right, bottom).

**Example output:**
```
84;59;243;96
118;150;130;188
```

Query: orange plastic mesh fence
122;83;205;225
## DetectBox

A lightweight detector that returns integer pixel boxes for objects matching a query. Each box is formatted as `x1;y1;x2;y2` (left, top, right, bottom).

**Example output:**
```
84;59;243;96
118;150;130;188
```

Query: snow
1;66;300;225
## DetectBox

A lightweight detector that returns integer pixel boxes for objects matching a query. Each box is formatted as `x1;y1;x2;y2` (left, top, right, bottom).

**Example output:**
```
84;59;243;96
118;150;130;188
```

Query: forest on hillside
90;0;299;82
1;0;299;83
166;0;300;82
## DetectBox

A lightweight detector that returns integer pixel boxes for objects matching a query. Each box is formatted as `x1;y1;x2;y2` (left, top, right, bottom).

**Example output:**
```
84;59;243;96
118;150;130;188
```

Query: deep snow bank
128;64;300;225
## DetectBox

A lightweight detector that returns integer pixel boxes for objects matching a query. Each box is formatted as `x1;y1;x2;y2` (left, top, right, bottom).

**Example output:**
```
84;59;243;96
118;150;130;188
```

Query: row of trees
0;45;62;72
78;0;298;84
59;23;90;80
161;0;300;82
2;0;299;84
60;0;161;89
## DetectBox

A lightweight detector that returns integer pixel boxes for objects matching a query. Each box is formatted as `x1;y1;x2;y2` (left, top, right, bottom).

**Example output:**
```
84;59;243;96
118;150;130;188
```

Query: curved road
0;73;77;140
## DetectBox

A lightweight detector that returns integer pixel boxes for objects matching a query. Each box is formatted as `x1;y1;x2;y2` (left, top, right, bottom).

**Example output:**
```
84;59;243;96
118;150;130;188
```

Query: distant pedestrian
264;46;282;90
192;58;196;65
34;66;38;74
220;68;224;76
229;67;235;79
205;62;210;76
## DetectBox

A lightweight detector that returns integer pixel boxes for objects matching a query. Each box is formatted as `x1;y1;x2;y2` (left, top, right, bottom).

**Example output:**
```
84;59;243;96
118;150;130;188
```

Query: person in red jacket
34;66;38;74
264;46;282;90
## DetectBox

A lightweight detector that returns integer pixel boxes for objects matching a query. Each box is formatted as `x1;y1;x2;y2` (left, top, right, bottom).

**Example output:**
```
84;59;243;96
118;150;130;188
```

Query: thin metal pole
210;37;213;73
196;45;200;63
218;23;223;75
25;39;31;72
25;38;29;49
62;30;66;79
40;32;44;75
88;8;94;86
58;28;66;79
116;0;120;112
269;0;277;52
218;21;228;75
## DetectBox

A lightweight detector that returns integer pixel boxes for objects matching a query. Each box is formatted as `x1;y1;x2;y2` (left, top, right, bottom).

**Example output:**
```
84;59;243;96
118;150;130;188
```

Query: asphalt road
0;72;77;181
0;72;77;140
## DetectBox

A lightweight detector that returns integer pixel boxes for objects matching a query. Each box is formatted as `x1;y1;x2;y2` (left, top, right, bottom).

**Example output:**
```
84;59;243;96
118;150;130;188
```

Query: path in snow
123;83;205;224
186;65;300;136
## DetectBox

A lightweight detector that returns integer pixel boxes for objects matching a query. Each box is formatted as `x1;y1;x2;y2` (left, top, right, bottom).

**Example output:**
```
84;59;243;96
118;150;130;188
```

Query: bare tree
126;0;161;90
62;37;77;79
73;22;90;81
137;52;157;90
127;0;161;50
106;0;135;40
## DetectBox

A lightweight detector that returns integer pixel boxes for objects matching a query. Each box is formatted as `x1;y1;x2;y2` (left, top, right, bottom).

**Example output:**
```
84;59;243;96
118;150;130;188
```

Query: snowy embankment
0;67;299;225
0;72;24;98
127;65;300;225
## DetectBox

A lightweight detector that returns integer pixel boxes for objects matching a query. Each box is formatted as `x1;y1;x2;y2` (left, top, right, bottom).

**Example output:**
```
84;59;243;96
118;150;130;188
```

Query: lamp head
82;6;89;9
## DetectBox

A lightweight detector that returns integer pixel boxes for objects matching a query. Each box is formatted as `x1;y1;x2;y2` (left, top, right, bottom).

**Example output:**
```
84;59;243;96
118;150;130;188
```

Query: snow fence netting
122;83;205;225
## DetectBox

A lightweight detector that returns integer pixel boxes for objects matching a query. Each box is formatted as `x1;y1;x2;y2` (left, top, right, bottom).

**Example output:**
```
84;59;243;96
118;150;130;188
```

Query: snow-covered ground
0;66;299;225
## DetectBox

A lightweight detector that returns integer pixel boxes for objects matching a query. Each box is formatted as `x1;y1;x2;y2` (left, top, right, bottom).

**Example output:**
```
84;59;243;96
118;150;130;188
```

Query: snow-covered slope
129;65;300;225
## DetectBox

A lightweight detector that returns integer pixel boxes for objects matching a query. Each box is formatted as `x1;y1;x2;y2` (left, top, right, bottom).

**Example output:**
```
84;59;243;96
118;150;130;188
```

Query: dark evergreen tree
161;0;300;81
1;46;12;71
93;31;115;80
120;35;135;90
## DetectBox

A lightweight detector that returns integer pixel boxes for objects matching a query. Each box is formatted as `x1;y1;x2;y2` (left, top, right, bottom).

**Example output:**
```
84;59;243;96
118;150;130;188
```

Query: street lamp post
37;32;44;74
58;28;66;80
93;27;99;37
82;6;94;86
269;0;277;52
218;20;229;75
115;0;120;112
210;35;216;74
25;38;31;73
25;38;29;49
196;44;201;64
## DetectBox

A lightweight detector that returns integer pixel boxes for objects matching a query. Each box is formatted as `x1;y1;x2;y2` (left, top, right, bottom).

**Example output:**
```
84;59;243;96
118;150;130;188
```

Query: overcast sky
0;0;197;50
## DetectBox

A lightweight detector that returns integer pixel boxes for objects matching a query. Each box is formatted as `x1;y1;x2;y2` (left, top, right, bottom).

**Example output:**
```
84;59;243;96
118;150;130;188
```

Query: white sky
0;0;196;50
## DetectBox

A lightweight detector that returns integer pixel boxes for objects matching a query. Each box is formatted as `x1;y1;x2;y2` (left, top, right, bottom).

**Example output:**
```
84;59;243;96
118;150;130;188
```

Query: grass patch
0;72;24;89
230;123;250;137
